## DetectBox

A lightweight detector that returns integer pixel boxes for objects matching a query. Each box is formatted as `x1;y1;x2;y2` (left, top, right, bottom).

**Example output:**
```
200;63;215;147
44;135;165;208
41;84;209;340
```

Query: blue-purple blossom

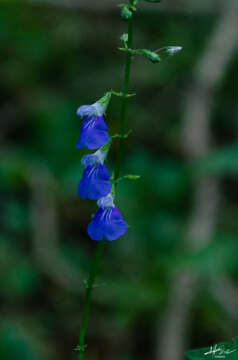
76;100;109;150
78;149;111;200
87;194;127;241
76;116;109;150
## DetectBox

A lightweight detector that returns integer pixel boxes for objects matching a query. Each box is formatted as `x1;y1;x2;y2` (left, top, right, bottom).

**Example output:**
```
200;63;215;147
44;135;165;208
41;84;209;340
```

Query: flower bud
121;5;132;20
120;33;129;47
140;49;161;63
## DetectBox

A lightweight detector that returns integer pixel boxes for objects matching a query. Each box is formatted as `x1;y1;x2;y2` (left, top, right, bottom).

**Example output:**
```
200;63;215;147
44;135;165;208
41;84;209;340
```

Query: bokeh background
1;1;238;359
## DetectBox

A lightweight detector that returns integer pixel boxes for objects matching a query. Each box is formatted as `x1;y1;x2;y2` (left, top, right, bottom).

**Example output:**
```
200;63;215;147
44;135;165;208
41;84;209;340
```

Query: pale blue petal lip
77;105;96;118
97;194;114;208
81;149;107;167
81;154;99;167
76;102;105;118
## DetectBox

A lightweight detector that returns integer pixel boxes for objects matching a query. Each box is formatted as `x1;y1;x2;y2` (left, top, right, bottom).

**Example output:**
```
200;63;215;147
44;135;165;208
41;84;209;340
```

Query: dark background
1;1;238;359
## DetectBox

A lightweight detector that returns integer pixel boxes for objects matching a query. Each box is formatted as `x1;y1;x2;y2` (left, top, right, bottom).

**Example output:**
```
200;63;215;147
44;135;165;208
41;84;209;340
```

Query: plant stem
114;6;134;181
77;4;134;359
77;239;105;360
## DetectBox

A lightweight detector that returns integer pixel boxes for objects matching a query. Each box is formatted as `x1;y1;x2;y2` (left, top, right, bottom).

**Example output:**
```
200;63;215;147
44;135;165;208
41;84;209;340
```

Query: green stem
114;6;134;181
77;4;134;359
77;239;105;360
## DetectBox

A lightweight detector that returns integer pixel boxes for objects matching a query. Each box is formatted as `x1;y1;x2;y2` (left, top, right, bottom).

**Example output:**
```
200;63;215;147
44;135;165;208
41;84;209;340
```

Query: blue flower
76;115;109;150
76;95;111;150
78;149;111;200
87;194;127;241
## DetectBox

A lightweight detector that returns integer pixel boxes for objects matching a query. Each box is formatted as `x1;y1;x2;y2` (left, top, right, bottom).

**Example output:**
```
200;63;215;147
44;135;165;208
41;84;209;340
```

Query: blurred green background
1;1;238;360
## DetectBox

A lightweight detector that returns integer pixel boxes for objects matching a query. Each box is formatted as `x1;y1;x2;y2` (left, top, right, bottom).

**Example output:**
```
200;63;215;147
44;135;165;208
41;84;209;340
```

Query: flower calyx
97;91;112;114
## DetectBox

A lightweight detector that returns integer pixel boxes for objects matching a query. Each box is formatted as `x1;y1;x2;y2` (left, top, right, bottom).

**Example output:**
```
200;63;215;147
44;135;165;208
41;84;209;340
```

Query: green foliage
194;143;238;176
0;320;50;360
0;3;238;360
176;234;238;276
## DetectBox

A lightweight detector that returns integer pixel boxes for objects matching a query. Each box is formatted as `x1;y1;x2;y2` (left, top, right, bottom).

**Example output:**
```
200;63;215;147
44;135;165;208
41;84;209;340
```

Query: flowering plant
74;1;182;358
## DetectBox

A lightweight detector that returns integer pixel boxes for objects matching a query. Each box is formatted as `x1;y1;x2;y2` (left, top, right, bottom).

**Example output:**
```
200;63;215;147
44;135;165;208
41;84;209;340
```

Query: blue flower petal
77;178;87;198
103;207;127;241
78;164;111;200
87;207;127;241
87;208;104;241
76;116;109;150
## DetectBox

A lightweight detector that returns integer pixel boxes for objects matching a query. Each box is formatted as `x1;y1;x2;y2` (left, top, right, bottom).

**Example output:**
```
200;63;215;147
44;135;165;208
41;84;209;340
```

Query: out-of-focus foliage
1;2;238;360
